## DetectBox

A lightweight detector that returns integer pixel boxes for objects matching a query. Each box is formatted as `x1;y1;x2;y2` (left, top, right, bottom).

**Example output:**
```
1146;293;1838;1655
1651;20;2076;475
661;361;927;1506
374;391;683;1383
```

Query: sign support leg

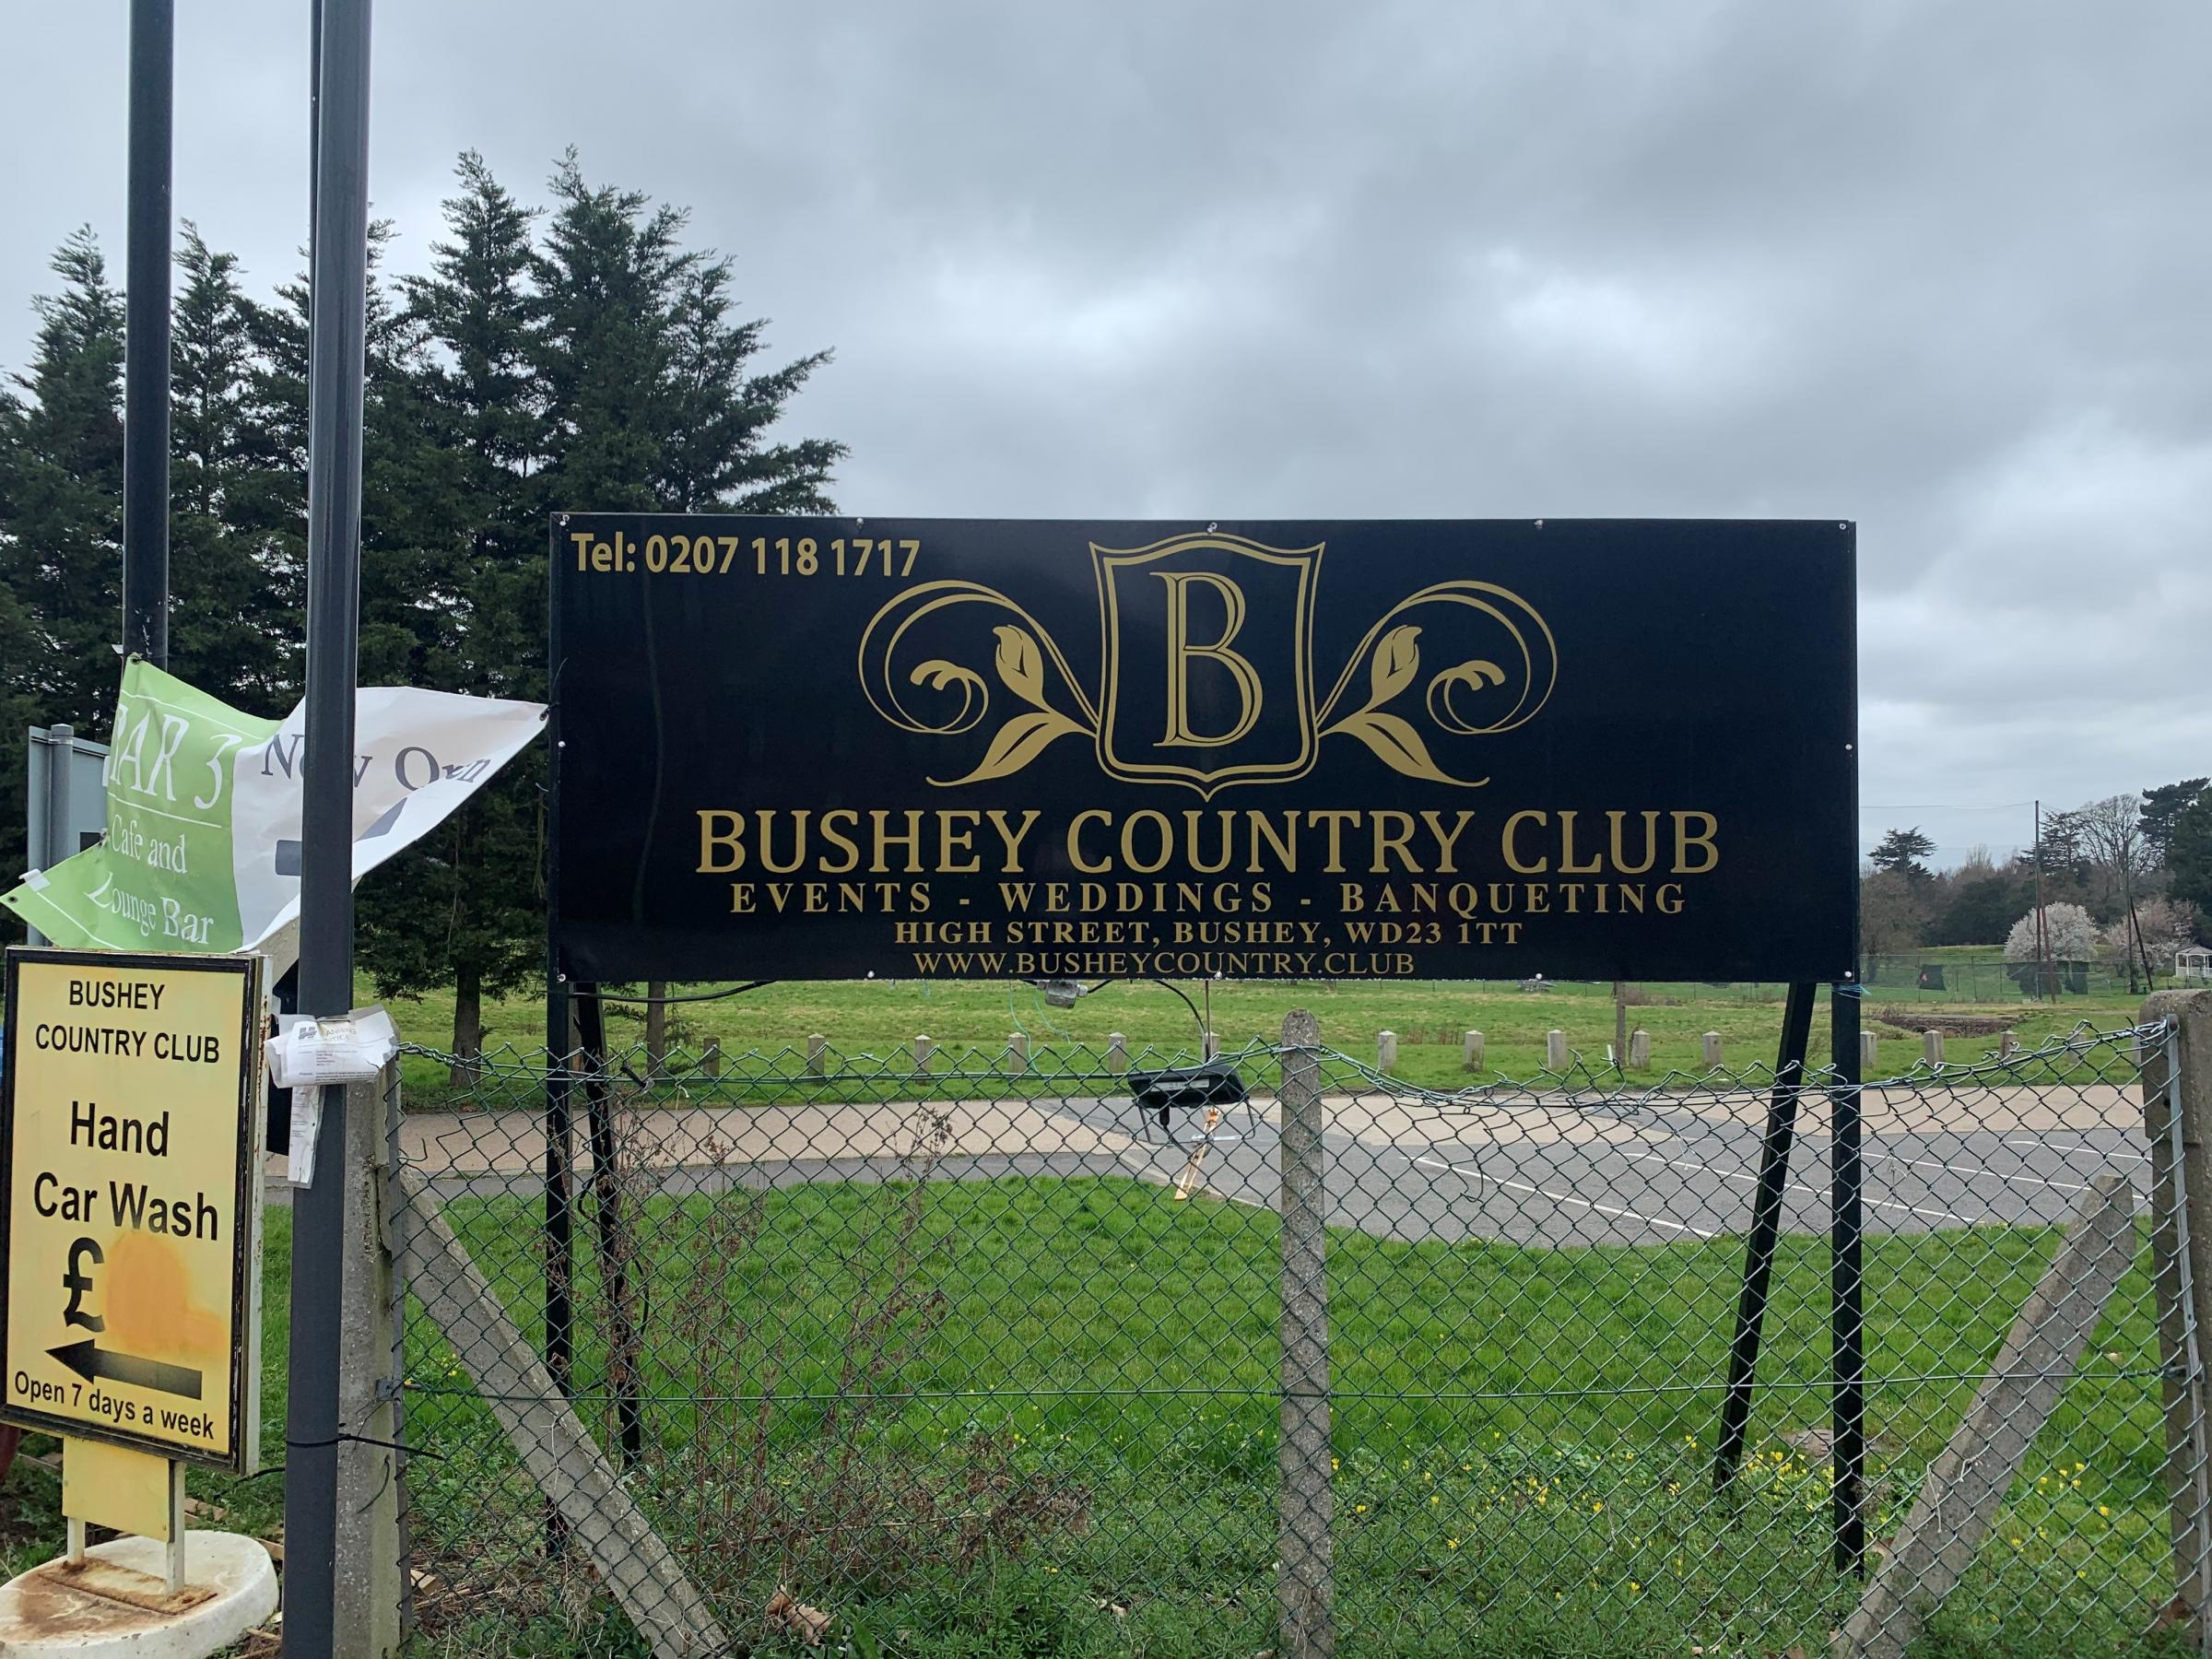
544;971;574;1559
574;987;643;1466
1832;980;1867;1575
1713;981;1817;1491
162;1457;185;1594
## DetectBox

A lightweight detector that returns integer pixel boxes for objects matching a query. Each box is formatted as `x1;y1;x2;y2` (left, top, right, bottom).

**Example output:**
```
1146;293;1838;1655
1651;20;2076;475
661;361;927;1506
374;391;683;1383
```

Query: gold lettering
1502;810;1548;874
1419;809;1476;873
1557;809;1603;875
869;808;926;874
1183;809;1235;875
1245;811;1298;873
1672;811;1720;874
1370;809;1418;873
756;809;809;875
986;809;1041;873
1607;809;1660;876
698;810;746;873
818;809;861;874
936;809;981;874
1068;809;1113;874
1121;810;1173;874
1307;809;1359;873
1156;571;1263;747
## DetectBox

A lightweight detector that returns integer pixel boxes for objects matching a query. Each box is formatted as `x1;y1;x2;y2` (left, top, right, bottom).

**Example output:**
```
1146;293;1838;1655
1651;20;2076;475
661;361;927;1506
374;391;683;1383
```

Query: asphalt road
1046;1089;2152;1248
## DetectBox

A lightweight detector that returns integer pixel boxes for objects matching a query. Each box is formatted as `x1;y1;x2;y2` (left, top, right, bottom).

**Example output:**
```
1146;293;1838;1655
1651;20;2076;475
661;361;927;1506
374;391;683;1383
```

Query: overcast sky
4;1;2206;868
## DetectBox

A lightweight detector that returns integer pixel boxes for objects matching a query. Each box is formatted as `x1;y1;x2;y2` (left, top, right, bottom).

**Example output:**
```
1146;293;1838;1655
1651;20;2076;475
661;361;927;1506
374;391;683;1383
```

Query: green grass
383;972;2157;1108
392;1177;2180;1657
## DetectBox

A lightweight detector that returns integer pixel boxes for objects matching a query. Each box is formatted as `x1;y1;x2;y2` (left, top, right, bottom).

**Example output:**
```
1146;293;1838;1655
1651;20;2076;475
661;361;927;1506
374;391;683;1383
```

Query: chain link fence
381;1016;2203;1657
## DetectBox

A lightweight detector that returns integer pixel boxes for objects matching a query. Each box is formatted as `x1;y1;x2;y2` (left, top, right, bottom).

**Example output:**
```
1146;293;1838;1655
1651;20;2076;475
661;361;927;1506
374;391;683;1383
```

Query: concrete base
0;1533;276;1657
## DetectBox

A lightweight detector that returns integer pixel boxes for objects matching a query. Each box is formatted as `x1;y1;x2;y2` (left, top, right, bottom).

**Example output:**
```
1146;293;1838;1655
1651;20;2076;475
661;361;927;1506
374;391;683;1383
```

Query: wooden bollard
1860;1031;1878;1075
1377;1030;1398;1071
1546;1030;1569;1070
1701;1031;1724;1068
1998;1030;2018;1059
701;1037;722;1078
806;1032;827;1077
1008;1030;1030;1074
1205;1030;1220;1060
1462;1030;1485;1072
914;1034;935;1076
1628;1030;1652;1071
1924;1029;1946;1066
1107;1031;1128;1073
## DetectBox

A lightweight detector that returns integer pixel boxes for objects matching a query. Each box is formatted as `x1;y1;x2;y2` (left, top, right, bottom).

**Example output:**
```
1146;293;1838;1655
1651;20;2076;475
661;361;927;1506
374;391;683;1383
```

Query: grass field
388;1175;2176;1657
382;944;2159;1107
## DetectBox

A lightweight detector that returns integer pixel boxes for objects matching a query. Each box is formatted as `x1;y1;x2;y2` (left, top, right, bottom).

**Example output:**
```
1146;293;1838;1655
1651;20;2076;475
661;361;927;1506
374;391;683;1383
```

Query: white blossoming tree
2005;901;2097;963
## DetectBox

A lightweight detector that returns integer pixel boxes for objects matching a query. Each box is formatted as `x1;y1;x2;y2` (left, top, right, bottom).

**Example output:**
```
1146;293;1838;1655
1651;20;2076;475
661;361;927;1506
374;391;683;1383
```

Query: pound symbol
63;1237;104;1333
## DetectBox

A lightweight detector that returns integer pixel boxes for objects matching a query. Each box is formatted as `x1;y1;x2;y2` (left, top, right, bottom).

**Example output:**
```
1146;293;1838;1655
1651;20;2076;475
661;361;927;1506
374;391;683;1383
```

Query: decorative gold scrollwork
858;568;1557;790
857;582;1098;786
1315;582;1558;786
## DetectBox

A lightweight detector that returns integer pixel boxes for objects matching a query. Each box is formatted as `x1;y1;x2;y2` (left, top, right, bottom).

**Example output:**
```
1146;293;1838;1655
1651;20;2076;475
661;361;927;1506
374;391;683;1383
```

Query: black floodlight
1125;1057;1247;1133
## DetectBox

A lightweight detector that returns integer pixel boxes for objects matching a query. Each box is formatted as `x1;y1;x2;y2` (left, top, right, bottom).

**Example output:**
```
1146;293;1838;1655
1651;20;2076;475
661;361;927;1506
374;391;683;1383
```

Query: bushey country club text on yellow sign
0;948;264;1471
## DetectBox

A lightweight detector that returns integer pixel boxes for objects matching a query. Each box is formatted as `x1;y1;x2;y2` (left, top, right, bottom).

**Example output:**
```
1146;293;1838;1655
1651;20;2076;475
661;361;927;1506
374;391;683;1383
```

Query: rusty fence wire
381;1016;2204;1658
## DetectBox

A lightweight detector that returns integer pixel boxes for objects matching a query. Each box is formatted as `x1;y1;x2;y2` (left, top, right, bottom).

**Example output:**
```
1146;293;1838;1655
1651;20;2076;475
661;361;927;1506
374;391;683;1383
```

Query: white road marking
2002;1136;2147;1165
1615;1147;1975;1227
1414;1154;1717;1239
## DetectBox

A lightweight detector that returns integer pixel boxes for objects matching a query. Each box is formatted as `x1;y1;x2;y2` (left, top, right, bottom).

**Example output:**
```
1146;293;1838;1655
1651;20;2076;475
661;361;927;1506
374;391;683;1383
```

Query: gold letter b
1156;572;1263;747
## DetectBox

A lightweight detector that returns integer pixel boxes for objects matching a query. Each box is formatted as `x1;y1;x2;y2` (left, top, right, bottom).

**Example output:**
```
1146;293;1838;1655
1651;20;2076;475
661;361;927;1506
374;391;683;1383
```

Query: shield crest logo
1091;534;1323;795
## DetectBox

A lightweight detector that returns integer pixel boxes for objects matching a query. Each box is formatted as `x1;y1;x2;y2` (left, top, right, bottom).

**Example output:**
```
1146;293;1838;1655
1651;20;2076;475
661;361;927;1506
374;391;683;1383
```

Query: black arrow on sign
48;1339;204;1400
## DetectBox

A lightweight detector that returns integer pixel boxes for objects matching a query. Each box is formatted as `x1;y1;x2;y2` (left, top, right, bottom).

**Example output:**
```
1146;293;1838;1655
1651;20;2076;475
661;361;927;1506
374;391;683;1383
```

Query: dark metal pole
284;0;373;1651
543;516;575;1555
575;988;644;1466
121;0;173;667
1831;981;1867;1574
1712;980;1816;1491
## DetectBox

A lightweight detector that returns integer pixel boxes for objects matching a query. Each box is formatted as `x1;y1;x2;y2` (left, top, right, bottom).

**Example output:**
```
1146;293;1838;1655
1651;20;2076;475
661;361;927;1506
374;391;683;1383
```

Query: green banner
6;661;277;952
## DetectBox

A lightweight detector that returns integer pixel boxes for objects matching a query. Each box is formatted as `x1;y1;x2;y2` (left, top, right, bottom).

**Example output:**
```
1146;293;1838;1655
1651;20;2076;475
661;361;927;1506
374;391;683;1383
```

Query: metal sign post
122;0;172;669
285;0;374;1651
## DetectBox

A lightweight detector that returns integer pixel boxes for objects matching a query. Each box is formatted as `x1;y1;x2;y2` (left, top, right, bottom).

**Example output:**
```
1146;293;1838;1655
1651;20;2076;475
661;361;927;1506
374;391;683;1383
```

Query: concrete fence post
700;1037;722;1079
1628;1030;1653;1071
1859;1031;1878;1076
1546;1030;1569;1070
806;1032;828;1078
2142;989;2212;1653
337;1065;404;1655
1007;1030;1029;1075
1462;1030;1485;1072
1702;1031;1724;1068
1376;1030;1397;1071
1107;1031;1128;1074
914;1034;935;1077
1205;1030;1220;1061
1277;1009;1334;1659
1923;1030;1945;1066
1998;1030;2018;1059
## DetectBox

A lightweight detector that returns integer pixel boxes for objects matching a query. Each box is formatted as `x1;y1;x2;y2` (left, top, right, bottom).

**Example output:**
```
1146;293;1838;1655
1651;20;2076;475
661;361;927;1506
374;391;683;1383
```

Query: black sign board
552;517;1855;983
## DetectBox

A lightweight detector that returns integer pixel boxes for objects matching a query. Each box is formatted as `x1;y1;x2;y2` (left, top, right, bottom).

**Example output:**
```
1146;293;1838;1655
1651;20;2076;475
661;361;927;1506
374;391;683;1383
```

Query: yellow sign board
1;948;264;1471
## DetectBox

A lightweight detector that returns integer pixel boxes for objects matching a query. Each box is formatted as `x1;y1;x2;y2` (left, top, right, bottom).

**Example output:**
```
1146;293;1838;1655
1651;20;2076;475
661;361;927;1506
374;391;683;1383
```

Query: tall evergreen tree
0;229;126;730
169;225;299;712
0;230;125;923
357;156;552;1077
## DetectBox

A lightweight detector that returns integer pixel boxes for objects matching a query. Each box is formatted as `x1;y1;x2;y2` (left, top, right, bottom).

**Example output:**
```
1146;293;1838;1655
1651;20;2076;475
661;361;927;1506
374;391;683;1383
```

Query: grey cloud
3;0;2207;856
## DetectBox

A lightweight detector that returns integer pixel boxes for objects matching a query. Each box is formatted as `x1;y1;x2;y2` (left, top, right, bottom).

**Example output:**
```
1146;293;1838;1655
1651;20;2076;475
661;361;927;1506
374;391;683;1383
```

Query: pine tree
357;155;552;1079
0;230;126;927
169;225;299;712
0;229;126;730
